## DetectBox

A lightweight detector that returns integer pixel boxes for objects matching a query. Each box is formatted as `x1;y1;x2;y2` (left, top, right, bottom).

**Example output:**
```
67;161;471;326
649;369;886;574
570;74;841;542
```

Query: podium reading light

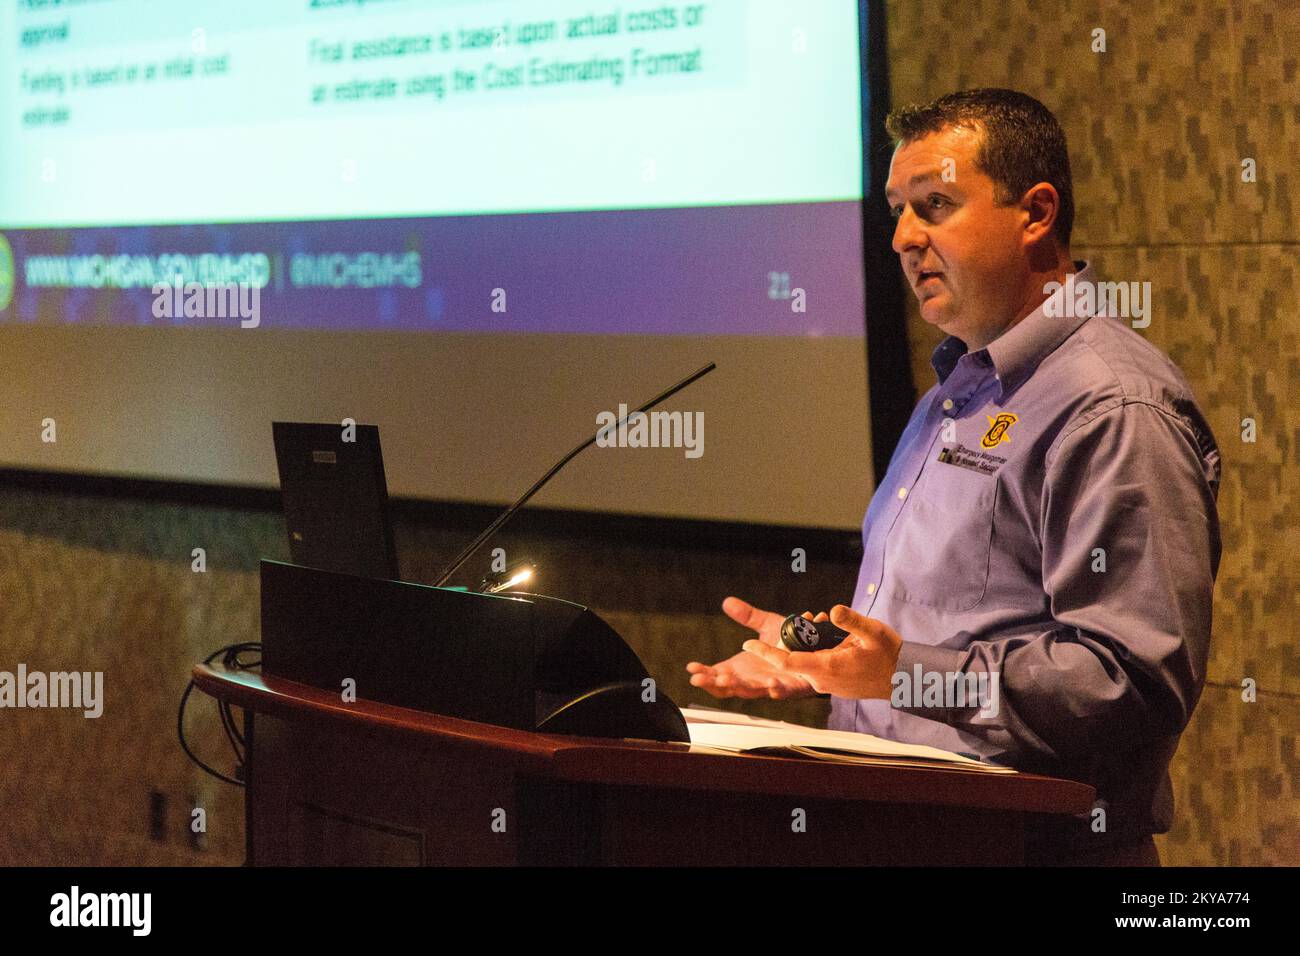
479;560;537;594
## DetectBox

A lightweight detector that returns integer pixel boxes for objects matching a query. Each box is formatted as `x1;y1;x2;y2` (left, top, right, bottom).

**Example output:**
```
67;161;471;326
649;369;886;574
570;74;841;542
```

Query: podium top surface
193;663;1095;817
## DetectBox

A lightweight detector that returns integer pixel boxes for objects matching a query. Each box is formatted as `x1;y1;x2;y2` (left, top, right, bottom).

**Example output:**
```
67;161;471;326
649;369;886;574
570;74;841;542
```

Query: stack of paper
681;707;1017;774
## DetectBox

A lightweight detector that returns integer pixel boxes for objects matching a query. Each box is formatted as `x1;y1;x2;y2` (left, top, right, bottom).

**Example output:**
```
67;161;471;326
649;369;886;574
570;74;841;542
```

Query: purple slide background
2;201;867;336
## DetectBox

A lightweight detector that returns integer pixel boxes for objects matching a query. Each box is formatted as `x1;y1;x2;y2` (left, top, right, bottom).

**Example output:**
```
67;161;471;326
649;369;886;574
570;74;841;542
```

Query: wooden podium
193;663;1095;866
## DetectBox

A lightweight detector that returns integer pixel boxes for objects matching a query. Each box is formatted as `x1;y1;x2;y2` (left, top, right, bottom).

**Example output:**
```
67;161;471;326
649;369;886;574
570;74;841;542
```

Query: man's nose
891;205;927;257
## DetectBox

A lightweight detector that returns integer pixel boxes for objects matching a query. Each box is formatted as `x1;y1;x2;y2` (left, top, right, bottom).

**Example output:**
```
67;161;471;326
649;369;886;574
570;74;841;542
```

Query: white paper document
681;707;1017;774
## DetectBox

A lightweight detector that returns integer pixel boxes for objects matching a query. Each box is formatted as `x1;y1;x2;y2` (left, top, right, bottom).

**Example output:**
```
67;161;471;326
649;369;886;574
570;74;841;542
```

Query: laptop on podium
272;421;400;581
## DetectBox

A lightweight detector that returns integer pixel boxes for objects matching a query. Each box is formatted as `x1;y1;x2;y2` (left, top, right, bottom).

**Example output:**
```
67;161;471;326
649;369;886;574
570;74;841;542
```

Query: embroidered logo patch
981;412;1018;448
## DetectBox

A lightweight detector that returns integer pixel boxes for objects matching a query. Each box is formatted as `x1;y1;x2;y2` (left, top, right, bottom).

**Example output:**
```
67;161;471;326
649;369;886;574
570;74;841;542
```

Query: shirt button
866;583;876;595
897;487;908;500
942;399;954;411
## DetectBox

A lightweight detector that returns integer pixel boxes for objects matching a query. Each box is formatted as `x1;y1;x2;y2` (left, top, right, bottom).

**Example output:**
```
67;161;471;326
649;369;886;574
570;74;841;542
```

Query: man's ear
1021;182;1061;244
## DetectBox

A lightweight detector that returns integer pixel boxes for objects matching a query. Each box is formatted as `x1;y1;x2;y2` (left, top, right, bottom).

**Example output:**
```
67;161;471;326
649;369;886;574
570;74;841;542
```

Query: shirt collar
930;260;1097;397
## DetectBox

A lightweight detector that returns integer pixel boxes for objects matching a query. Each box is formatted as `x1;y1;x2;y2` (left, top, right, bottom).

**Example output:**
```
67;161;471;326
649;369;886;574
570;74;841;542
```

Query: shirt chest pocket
885;456;997;611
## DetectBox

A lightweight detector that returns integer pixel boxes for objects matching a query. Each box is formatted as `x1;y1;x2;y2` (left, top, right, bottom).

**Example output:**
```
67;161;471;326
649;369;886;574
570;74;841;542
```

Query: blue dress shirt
831;260;1222;850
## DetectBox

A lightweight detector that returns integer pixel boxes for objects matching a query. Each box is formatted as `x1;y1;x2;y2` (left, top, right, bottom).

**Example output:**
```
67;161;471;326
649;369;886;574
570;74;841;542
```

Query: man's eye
889;204;903;219
927;195;949;210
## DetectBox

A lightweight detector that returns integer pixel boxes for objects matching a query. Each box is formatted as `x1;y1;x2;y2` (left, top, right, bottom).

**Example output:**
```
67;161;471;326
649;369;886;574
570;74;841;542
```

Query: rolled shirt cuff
890;641;987;724
894;640;966;677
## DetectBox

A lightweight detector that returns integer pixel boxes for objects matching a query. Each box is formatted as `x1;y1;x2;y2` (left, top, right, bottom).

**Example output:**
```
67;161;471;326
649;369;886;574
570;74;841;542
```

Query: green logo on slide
0;234;14;311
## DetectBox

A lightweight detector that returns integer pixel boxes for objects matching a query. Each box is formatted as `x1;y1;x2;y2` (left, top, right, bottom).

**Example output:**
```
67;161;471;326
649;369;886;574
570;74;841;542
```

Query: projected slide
0;0;873;529
0;0;865;335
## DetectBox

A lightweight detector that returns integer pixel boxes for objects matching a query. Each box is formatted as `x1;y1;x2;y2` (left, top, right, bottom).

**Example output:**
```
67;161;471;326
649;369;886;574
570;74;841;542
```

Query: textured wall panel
883;0;1299;245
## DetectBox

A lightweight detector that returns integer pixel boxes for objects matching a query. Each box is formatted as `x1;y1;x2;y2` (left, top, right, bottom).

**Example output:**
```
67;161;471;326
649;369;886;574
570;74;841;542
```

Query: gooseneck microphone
432;362;718;588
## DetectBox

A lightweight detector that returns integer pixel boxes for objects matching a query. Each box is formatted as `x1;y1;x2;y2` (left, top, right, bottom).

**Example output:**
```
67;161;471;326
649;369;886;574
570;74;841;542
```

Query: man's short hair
885;88;1075;247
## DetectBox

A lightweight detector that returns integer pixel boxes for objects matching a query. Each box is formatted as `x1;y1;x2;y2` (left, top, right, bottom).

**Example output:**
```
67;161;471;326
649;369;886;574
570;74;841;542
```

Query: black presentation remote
779;614;850;651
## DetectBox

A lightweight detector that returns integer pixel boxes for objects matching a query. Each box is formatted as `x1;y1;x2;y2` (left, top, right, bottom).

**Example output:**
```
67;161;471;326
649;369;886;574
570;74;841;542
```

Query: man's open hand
740;604;902;700
685;596;820;700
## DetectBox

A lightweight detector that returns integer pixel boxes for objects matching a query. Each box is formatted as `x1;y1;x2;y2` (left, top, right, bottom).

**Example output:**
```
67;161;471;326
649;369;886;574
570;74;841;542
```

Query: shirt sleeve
888;399;1221;767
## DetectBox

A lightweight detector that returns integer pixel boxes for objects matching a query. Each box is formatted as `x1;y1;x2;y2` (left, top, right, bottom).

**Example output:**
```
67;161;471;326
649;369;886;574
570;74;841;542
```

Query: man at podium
687;89;1221;868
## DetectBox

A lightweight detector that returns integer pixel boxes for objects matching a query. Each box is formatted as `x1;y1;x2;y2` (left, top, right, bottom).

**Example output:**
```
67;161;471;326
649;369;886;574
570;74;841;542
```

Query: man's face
885;125;1031;347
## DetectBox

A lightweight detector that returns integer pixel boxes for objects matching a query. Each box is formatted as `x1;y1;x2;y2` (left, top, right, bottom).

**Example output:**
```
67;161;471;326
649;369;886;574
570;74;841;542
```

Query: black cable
177;680;242;787
217;645;258;753
178;642;262;788
217;699;243;763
